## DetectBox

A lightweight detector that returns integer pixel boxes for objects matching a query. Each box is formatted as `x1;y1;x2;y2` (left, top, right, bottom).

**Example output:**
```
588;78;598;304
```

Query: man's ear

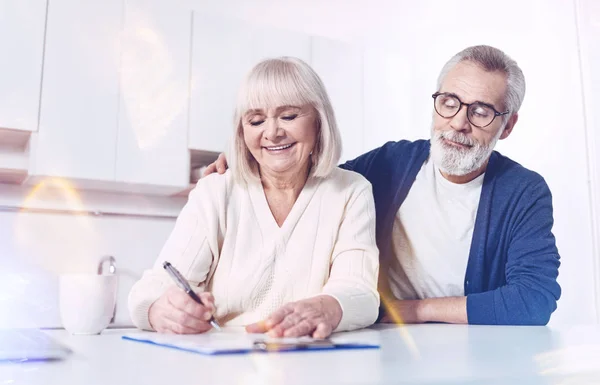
499;113;518;140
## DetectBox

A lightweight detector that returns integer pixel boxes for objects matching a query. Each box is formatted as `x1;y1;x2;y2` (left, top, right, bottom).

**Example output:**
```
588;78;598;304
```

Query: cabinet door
311;37;364;163
0;0;46;131
115;0;191;189
188;13;311;154
35;0;122;181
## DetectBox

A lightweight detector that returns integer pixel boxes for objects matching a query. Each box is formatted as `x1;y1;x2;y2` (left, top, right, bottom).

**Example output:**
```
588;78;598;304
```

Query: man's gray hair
436;45;526;117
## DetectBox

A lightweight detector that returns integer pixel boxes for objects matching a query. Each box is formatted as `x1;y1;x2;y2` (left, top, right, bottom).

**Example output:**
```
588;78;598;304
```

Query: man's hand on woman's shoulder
203;153;229;177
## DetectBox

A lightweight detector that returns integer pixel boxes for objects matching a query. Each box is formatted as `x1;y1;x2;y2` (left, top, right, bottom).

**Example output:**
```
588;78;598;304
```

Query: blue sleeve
467;179;562;325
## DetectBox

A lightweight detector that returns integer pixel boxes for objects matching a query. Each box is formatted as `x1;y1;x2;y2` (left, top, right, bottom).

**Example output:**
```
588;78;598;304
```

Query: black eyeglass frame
431;92;510;128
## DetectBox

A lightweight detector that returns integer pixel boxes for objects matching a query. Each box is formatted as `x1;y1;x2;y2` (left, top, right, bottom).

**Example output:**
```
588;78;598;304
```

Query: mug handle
97;255;116;275
97;256;117;324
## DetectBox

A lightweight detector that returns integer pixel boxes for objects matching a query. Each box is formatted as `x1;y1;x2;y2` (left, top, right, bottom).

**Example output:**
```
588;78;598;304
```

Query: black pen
163;261;222;331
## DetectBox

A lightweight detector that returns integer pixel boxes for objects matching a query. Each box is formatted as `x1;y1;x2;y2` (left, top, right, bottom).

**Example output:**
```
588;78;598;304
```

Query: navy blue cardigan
341;140;561;325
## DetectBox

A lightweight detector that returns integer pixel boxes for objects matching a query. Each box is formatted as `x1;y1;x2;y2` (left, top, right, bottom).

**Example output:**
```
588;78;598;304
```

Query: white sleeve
321;182;380;332
127;180;219;331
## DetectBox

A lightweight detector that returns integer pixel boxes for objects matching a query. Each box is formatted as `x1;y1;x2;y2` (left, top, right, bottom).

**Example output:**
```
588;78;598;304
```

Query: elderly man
205;45;561;325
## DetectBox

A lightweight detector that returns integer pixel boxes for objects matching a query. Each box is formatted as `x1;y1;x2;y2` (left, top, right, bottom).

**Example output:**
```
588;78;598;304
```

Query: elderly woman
128;57;379;339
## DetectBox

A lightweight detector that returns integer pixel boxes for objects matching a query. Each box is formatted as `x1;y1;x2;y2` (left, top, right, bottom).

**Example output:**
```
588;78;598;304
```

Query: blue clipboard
122;333;379;356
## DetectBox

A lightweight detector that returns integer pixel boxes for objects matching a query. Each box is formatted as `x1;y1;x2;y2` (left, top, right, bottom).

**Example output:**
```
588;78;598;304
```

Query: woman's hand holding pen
148;287;216;334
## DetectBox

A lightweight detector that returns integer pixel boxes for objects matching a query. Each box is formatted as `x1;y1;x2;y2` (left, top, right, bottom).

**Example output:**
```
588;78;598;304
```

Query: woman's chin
259;160;308;176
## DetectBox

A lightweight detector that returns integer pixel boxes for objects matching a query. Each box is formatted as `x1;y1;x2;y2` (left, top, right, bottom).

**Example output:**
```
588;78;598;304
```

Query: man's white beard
430;126;503;176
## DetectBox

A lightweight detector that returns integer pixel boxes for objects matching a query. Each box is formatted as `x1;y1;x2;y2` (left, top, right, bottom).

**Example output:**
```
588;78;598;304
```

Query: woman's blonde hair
229;57;342;184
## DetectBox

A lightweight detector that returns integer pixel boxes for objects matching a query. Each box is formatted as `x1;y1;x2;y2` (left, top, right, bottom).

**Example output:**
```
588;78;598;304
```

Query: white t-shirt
383;157;484;300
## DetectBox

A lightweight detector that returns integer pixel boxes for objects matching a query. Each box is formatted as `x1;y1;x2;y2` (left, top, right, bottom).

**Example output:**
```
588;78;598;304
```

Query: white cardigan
128;168;380;332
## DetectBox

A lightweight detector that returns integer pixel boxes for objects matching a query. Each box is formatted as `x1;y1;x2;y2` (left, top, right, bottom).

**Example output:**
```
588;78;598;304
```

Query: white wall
0;182;185;328
0;207;176;328
576;0;600;324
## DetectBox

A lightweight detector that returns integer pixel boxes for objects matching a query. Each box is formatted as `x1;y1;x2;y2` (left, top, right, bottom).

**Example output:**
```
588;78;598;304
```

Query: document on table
122;331;379;355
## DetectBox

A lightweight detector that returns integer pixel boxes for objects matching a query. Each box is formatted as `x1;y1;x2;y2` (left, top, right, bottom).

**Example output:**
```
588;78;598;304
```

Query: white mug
59;274;118;335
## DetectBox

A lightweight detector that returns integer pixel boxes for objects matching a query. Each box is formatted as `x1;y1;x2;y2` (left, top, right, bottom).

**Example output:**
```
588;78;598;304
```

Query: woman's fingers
198;292;216;313
264;305;294;329
266;303;322;338
245;297;340;339
167;287;211;321
268;311;303;337
281;319;316;338
149;298;202;334
312;322;333;339
245;321;269;334
164;307;212;333
149;287;217;334
159;317;201;334
246;306;295;336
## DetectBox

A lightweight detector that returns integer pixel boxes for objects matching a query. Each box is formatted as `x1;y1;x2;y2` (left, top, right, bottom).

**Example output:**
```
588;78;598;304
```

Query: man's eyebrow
442;92;500;110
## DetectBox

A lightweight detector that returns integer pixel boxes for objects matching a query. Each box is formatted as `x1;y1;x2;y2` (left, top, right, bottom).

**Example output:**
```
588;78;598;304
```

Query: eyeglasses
432;92;509;128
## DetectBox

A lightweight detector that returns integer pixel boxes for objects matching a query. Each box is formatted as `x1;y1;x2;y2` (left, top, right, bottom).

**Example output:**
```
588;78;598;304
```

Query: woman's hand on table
245;295;342;339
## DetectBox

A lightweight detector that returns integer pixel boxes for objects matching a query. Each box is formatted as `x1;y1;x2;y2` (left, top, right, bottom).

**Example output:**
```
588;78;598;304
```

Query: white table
1;324;600;385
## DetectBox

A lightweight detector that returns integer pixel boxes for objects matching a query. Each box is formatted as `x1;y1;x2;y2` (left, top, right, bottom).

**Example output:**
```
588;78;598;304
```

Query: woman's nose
264;118;284;140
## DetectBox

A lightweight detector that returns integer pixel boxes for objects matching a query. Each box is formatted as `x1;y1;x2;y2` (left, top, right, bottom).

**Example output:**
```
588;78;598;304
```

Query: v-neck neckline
248;176;321;239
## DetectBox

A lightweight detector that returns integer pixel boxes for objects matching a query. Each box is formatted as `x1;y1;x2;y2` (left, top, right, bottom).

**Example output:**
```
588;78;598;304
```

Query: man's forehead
440;61;507;107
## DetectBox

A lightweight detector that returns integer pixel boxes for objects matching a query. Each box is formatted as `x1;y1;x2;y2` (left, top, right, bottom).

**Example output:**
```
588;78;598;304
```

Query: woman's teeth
266;143;293;151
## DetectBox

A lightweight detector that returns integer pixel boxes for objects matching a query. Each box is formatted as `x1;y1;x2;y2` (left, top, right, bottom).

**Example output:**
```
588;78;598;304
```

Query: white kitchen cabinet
34;0;123;181
311;37;364;163
0;0;46;132
188;13;312;154
115;0;191;189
